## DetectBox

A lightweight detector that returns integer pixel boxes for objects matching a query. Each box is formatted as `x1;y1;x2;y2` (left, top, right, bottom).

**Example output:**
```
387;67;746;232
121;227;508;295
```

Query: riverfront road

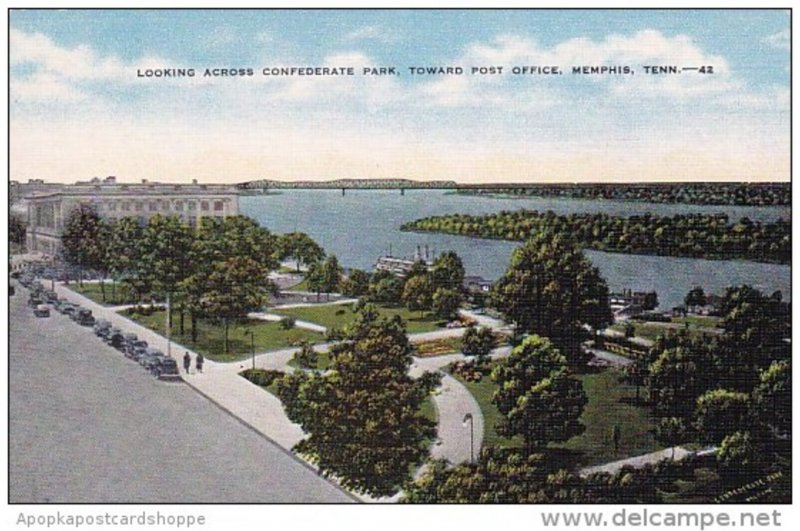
8;282;353;503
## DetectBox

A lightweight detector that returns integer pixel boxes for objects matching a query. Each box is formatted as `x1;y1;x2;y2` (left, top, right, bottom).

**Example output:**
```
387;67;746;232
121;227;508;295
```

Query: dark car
121;332;138;351
43;290;58;303
28;295;43;308
75;308;95;326
155;357;182;381
139;348;164;370
61;304;78;317
10;271;21;279
33;305;50;318
93;319;112;336
128;341;149;361
105;327;124;348
9;285;14;297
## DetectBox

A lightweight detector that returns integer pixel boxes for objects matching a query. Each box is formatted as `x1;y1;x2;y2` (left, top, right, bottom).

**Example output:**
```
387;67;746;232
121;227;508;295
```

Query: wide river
241;190;791;310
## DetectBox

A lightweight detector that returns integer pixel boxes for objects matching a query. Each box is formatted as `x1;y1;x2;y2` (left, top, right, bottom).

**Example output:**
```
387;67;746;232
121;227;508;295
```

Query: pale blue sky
9;9;791;183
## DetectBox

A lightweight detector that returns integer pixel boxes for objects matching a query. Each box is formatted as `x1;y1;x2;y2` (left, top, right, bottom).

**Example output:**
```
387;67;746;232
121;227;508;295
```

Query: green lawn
122;309;324;362
562;370;661;466
273;303;446;334
66;282;139;306
285;278;311;291
672;315;723;328
453;367;660;465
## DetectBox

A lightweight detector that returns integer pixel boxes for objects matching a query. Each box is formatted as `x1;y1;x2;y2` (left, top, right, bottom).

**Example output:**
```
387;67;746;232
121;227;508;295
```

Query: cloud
763;29;789;50
343;25;397;44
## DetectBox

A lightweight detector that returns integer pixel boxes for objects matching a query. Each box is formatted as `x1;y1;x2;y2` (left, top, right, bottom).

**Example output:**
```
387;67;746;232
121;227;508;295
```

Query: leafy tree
491;335;586;451
717;431;759;481
278;304;441;496
280;232;324;272
368;270;404;304
106;217;144;302
752;360;791;440
402;274;434;316
491;232;611;365
340;268;370;297
9;215;26;246
292;341;319;370
320;254;342;300
431;287;461;320
648;342;713;419
405;260;430;281
61;203;108;287
430;251;465;292
305;260;326;302
716;286;790;389
684;286;707;309
655;417;687;459
461;325;495;365
694;389;751;445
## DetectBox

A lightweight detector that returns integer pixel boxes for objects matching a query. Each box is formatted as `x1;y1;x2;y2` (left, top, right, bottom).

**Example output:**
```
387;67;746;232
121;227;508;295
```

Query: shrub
280;316;296;330
241;368;285;387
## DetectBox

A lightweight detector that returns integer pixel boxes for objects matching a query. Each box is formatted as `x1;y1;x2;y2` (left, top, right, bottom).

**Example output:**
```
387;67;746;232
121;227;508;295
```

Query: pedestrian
183;351;191;374
196;352;204;373
612;425;621;452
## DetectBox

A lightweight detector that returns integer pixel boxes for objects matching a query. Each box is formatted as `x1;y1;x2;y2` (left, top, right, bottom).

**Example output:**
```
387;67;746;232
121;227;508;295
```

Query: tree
694;389;751;445
280;232;324;272
655;417;687;459
752;360;791;440
430;251;465;292
203;256;272;354
461;325;495;365
61;203;108;288
368;270;404;304
648;342;713;420
278;304;441;496
320;254;342;301
340;269;370;297
432;287;461;321
491;335;587;451
292;341;319;370
717;431;759;482
491;232;611;365
684;286;707;309
9;215;26;246
402;274;434;316
106;217;144;302
305;260;326;302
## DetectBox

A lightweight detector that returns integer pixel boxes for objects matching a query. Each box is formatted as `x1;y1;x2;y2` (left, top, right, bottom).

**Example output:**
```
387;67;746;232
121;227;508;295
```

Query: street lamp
463;412;474;463
245;330;255;370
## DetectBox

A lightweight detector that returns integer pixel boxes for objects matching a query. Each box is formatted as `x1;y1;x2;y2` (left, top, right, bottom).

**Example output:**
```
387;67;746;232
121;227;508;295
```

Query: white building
25;176;240;255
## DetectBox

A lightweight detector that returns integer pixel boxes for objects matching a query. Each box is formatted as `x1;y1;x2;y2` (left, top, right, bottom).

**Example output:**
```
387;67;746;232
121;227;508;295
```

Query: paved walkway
271;298;359;310
579;446;695;477
248;312;328;333
585;347;635;368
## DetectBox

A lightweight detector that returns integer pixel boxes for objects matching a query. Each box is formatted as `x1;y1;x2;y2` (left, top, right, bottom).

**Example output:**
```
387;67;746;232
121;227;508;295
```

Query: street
8;282;354;503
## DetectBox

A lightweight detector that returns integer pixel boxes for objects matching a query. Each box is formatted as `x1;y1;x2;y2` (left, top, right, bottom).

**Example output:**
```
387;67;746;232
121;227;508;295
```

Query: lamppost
463;412;474;463
245;330;255;370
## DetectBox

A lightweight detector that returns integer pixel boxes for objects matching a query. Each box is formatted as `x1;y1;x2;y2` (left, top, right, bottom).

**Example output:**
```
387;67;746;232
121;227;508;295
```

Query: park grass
285;278;311;291
561;369;661;466
66;282;139;306
453;367;660;465
672;315;723;328
273;303;445;334
122;309;324;362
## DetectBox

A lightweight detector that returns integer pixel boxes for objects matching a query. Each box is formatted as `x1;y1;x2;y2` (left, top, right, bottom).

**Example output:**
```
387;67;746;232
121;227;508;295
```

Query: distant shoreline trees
402;210;790;265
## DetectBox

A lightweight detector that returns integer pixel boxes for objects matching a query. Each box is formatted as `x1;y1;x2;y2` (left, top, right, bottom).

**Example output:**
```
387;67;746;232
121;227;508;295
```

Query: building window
213;200;224;212
135;202;143;212
201;201;209;211
175;201;184;211
149;202;157;212
188;201;196;211
122;202;130;211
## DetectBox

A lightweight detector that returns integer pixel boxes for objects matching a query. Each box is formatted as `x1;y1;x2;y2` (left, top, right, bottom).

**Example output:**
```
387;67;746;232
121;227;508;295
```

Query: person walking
196;352;204;373
183;351;191;374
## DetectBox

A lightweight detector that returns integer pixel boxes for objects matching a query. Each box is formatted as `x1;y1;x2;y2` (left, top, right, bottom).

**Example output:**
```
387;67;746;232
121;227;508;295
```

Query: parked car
105;327;124;348
126;340;148;360
62;304;78;318
43;290;58;303
139;348;164;368
93;319;112;336
75;308;95;326
28;296;43;308
33;305;50;318
121;332;138;351
9;285;14;297
155;357;182;381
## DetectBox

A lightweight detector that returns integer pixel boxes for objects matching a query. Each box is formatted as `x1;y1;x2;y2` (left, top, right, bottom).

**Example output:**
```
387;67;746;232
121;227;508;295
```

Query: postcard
6;5;793;524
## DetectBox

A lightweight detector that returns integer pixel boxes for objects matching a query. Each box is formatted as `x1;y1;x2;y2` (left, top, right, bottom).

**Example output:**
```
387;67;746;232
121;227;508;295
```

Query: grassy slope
273;303;445;334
